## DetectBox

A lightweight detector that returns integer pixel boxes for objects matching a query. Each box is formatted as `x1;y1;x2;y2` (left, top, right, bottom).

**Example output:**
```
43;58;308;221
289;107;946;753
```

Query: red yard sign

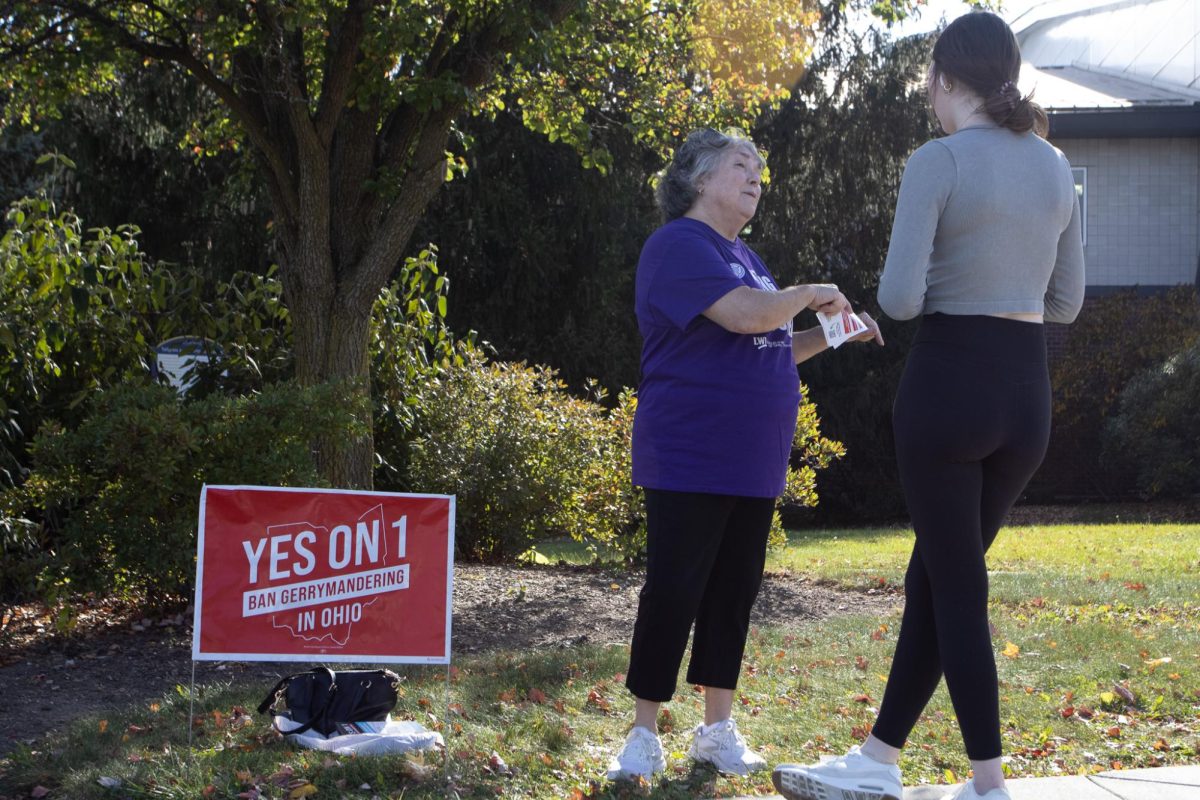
192;485;454;663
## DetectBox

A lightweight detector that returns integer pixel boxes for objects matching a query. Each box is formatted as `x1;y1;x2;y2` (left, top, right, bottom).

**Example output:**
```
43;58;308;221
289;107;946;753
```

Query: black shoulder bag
257;667;400;737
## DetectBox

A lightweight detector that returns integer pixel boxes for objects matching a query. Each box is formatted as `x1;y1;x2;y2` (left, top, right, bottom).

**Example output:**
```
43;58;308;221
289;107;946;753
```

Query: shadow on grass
587;762;728;799
0;646;648;800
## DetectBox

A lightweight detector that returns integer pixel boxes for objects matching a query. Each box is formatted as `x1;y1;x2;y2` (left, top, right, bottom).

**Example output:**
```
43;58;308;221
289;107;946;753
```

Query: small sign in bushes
153;336;221;395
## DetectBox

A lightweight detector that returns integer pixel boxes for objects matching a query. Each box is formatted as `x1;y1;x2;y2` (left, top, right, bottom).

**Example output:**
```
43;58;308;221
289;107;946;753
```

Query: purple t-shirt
632;217;801;498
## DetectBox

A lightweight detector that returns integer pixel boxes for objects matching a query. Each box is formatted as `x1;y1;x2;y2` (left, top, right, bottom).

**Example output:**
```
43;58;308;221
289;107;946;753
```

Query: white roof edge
1010;0;1146;35
1022;62;1200;108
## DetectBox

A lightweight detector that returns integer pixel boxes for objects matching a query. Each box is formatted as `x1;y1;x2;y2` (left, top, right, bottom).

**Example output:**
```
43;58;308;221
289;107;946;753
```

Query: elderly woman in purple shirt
606;128;883;782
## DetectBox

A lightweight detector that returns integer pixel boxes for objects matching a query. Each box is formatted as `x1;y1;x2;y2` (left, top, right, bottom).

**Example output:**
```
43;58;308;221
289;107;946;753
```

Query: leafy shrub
406;349;631;561
408;348;843;561
0;155;166;487
1103;339;1200;499
7;380;367;601
0;495;46;609
0;157;295;486
371;246;462;488
1040;286;1200;498
1051;287;1200;430
568;387;646;562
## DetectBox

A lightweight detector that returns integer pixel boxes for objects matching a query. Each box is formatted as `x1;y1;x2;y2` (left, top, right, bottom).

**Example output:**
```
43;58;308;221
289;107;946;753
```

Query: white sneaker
688;718;768;776
606;726;666;781
772;745;903;800
951;779;1012;799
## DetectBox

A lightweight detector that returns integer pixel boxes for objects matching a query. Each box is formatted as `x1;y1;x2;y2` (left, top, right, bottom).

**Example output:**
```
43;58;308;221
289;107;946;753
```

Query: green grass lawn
2;522;1198;799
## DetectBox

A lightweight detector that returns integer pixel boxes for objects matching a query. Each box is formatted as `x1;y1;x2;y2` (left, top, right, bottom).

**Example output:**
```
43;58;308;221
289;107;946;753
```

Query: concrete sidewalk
904;765;1200;799
735;764;1200;799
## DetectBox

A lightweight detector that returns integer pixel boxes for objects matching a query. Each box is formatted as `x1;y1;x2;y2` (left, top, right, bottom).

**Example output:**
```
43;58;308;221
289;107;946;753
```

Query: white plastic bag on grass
274;714;443;756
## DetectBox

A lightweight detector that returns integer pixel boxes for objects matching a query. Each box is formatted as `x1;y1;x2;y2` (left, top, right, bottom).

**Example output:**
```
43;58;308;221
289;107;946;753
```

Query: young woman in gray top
774;12;1084;800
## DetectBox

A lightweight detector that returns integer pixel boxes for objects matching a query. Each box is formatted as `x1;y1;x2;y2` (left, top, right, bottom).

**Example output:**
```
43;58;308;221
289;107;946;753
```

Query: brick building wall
1055;137;1200;288
1024;136;1200;500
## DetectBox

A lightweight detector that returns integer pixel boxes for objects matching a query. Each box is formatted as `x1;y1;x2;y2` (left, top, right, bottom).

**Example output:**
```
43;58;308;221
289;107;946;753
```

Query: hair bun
983;80;1046;135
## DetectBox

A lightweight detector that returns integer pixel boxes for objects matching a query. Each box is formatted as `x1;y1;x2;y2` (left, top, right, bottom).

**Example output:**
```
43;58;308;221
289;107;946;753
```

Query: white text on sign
241;516;408;583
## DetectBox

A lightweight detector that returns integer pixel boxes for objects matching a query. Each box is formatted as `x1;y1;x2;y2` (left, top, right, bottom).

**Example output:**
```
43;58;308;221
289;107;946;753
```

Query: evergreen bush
1104;339;1200;499
1040;286;1200;498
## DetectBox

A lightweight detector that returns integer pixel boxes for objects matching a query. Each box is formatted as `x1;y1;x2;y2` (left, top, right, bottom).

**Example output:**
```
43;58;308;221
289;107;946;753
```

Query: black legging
871;314;1051;761
626;489;775;703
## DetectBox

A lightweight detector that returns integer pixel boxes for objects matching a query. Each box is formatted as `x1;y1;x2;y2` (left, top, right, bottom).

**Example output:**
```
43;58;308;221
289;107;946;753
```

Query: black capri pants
625;488;775;703
871;314;1051;761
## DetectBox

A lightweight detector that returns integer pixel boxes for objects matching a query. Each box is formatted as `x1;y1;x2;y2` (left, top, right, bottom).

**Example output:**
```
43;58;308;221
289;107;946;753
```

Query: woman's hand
850;311;885;346
808;284;849;314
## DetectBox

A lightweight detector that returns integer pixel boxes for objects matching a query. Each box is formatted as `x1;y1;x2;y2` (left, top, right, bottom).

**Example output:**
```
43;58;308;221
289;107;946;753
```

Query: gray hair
655;129;765;222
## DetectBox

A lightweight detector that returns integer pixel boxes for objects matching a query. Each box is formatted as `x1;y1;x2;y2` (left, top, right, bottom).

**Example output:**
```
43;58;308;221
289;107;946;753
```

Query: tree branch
329;105;382;271
37;0;302;225
314;0;369;147
251;0;329;264
348;106;458;309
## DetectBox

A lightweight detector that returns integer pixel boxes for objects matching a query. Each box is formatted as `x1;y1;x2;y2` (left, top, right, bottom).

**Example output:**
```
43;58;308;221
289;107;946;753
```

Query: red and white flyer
192;485;454;664
816;309;869;349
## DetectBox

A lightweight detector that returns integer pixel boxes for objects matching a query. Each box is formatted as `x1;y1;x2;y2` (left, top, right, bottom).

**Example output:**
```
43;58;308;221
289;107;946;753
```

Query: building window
1071;167;1087;246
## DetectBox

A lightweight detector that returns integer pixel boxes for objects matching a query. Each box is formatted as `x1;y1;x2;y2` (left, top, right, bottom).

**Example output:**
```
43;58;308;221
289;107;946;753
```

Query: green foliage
1104;339;1200;499
0;165;290;603
572;387;646;561
784;384;848;507
0;163;294;482
1051;287;1200;429
1042;287;1200;498
0;66;271;283
10;381;368;601
506;0;820;167
414;114;654;394
769;384;849;548
0;154;165;483
371;246;462;487
406;349;640;562
408;353;842;561
0;491;46;606
2;1;922;154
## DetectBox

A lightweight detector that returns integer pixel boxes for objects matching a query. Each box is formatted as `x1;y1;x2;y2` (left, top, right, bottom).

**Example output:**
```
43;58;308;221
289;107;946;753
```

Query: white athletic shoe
950;779;1012;799
606;726;666;781
688;718;768;776
772;745;903;800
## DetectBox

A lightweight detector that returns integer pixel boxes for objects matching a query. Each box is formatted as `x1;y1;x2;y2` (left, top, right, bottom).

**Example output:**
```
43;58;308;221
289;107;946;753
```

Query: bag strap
257;673;301;715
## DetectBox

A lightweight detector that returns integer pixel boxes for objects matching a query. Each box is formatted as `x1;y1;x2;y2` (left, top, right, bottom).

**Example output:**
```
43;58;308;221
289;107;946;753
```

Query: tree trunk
284;247;376;490
273;121;449;490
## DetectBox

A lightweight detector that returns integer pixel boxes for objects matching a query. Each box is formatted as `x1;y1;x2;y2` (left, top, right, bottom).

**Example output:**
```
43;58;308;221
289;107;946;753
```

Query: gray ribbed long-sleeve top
877;125;1085;323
